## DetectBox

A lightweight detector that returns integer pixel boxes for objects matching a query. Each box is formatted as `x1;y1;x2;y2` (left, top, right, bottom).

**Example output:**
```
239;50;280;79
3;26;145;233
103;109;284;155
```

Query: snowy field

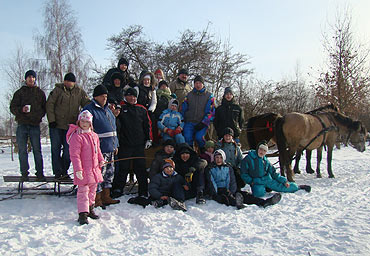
0;143;369;256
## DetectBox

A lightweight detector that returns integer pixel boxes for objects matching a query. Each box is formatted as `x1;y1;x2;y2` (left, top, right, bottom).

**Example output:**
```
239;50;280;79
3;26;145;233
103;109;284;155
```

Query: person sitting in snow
148;139;176;180
157;98;185;145
206;149;282;209
148;159;188;211
67;110;104;225
240;140;311;198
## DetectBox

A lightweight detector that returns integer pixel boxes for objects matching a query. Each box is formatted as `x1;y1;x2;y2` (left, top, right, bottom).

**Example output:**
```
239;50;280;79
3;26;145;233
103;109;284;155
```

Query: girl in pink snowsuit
67;110;104;225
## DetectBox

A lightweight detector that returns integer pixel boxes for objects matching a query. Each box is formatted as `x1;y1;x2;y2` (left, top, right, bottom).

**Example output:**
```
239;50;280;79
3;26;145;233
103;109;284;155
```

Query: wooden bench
3;176;75;197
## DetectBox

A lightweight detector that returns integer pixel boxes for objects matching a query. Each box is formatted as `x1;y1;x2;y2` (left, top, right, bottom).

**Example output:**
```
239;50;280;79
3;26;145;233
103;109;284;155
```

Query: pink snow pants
77;183;98;213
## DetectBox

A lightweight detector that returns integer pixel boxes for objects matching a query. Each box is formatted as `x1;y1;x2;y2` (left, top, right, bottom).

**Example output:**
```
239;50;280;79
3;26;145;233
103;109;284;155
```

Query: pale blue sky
1;0;369;84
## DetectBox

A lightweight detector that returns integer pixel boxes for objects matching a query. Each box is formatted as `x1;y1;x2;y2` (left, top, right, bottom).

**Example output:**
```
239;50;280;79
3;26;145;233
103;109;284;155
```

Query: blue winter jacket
83;100;119;153
216;140;243;168
207;163;237;195
157;109;184;131
240;150;287;185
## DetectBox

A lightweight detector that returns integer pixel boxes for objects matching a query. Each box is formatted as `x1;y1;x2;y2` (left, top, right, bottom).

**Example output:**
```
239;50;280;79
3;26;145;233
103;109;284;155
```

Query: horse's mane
326;111;362;131
305;103;338;115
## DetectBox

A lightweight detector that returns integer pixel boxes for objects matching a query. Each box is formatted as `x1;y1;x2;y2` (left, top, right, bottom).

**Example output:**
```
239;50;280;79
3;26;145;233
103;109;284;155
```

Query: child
206;149;282;209
154;80;172;121
157;98;185;144
199;140;215;164
67;110;105;225
241;140;311;197
148;159;188;211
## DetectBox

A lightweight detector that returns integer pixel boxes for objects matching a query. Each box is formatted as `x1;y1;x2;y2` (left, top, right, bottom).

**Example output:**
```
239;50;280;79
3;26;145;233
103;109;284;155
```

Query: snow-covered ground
0;143;369;256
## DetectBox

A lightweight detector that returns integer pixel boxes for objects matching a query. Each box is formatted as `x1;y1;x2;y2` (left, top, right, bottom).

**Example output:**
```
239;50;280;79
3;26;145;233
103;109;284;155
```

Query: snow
0;144;369;256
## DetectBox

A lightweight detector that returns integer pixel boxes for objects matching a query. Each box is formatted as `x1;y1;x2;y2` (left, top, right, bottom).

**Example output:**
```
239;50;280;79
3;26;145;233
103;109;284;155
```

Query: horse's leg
305;149;315;173
293;149;302;174
327;146;335;178
286;151;295;182
316;146;323;178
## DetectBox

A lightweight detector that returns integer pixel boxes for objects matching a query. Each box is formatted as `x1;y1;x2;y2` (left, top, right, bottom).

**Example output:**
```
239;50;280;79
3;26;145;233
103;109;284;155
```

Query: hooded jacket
157;99;184;131
67;124;104;186
46;83;90;130
137;71;157;112
102;59;133;88
173;143;207;178
214;97;244;138
10;83;46;126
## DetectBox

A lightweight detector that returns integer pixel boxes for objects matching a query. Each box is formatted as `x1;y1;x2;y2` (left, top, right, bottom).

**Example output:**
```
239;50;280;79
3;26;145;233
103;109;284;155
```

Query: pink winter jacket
67;124;104;186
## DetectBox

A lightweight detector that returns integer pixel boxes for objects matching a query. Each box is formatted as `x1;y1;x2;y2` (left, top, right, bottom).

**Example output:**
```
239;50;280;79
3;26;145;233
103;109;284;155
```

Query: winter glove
49;122;57;129
75;171;83;180
185;167;196;183
194;122;207;131
174;127;182;135
145;140;152;149
167;129;176;137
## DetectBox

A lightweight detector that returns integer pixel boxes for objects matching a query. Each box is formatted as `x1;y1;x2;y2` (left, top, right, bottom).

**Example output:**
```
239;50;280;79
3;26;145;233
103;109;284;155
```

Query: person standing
181;75;216;150
214;87;244;142
169;68;192;107
83;84;120;207
103;57;134;89
112;87;153;198
46;72;90;179
10;70;46;181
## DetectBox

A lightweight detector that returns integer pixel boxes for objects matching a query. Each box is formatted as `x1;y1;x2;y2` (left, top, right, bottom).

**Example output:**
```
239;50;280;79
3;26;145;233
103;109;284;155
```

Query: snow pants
251;179;299;197
97;152;115;192
183;122;207;148
77;183;98;213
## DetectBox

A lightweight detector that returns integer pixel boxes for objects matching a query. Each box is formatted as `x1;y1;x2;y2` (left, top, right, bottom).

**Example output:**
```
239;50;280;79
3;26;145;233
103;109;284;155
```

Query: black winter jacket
148;172;186;199
214;98;244;139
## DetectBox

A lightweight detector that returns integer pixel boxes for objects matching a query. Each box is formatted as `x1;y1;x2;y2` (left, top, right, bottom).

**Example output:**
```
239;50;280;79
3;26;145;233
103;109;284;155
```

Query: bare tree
314;8;370;118
34;0;94;91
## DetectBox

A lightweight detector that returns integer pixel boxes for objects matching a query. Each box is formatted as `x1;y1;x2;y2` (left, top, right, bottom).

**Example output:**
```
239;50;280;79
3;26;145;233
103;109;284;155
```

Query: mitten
75;171;83;180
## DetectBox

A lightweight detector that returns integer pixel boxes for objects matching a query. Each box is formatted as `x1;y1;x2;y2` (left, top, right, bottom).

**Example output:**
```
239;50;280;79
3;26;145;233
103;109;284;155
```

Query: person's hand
99;161;105;168
183;185;189;191
49;122;57;129
194;122;207;131
167;129;176;137
174;127;182;135
284;182;290;188
75;171;83;180
160;196;168;200
145;140;152;149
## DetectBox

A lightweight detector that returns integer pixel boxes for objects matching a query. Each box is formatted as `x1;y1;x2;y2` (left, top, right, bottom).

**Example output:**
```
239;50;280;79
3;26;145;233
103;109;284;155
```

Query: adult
181;75;216;150
169;68;192;107
214;87;244;142
240;140;311;197
102;57;134;89
46;72;90;179
154;69;165;84
148;139;176;179
10;70;46;181
173;143;207;204
112;87;153;198
107;72;125;106
83;84;120;207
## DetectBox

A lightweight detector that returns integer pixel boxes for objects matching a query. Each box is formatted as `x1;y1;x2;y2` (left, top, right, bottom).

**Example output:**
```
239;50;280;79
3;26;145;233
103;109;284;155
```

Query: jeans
49;127;70;177
16;124;44;176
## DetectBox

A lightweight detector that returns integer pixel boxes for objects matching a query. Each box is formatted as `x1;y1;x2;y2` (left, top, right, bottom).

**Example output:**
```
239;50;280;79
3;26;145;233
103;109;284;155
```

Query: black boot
87;205;99;219
299;185;311;193
196;191;206;204
21;173;29;182
168;197;187;212
152;199;166;208
262;193;282;208
36;173;46;182
78;212;89;225
235;192;245;210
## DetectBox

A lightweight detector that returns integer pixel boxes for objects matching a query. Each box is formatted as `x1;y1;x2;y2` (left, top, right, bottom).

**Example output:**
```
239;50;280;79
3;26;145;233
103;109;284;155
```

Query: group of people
10;58;311;225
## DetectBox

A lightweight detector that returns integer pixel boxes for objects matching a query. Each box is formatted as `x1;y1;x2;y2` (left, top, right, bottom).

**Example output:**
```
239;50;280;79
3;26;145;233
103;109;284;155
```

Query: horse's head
348;121;367;152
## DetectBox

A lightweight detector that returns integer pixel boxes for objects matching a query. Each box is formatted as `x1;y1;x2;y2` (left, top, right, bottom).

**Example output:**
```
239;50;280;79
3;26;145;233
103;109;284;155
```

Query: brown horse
275;111;367;181
245;113;280;149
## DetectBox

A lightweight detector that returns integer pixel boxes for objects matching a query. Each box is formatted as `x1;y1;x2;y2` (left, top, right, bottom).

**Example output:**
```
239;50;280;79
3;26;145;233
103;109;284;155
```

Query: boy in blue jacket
158;99;185;144
241;140;311;197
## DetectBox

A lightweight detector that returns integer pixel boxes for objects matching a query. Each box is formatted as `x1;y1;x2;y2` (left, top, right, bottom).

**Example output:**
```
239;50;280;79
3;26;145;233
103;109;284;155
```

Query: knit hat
143;75;151;80
25;70;36;80
154;69;163;75
177;68;189;76
118;57;129;67
194;75;204;84
257;140;268;151
158;80;168;88
224;87;234;95
78;110;93;124
163;139;176;148
179;144;191;155
223;127;234;137
214;149;226;164
125;87;138;97
111;72;124;82
168;98;179;108
93;84;108;97
162;158;175;169
64;72;76;82
204;140;215;149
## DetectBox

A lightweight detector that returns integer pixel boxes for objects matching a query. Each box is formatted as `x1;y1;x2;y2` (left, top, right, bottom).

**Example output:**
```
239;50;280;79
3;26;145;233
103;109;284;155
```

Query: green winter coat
46;83;90;130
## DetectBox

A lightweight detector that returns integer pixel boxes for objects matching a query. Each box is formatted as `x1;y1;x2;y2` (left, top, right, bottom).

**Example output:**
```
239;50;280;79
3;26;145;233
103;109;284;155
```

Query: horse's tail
274;116;287;176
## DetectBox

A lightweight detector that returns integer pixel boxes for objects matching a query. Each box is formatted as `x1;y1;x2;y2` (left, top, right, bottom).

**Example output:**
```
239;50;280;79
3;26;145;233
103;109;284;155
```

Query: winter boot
235;192;246;210
102;188;120;206
87;205;99;219
152;199;166;208
196;191;206;204
36;173;46;182
262;193;282;208
299;185;311;193
21;173;29;182
168;197;187;212
78;212;89;225
94;192;106;209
